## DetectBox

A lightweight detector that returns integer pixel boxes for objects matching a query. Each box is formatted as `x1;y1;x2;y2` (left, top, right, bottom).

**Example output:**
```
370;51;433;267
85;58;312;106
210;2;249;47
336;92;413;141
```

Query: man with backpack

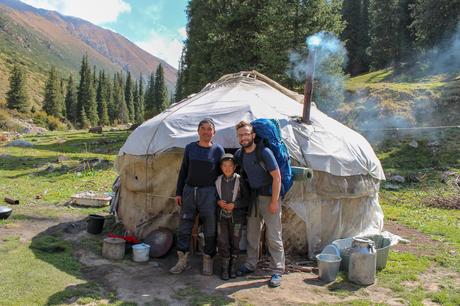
234;120;285;287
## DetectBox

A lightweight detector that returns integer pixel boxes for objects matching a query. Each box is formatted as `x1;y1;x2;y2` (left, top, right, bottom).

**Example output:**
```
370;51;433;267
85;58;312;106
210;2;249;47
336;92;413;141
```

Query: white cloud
22;0;131;24
136;31;184;69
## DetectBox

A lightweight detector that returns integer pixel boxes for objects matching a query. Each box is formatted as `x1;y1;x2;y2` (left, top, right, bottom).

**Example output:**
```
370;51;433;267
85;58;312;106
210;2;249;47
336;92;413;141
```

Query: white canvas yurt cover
116;71;385;257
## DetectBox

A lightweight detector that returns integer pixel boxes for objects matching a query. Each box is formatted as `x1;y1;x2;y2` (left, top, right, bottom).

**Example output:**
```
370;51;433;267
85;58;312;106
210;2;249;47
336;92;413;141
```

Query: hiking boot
229;255;238;278
236;265;254;277
268;273;282;287
169;251;190;274
202;254;214;276
220;257;230;280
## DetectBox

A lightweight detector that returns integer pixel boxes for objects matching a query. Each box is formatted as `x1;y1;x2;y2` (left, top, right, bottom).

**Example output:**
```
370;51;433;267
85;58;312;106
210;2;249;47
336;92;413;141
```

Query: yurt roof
118;71;385;180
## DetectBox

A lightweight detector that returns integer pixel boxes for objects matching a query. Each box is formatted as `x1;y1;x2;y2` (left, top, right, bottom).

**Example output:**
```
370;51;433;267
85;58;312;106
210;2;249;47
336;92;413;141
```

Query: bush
32;111;66;131
46;115;66;131
0;108;20;131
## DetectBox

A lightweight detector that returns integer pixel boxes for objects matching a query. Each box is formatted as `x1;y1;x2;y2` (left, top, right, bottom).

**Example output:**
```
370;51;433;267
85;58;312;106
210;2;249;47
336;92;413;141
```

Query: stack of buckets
316;235;391;284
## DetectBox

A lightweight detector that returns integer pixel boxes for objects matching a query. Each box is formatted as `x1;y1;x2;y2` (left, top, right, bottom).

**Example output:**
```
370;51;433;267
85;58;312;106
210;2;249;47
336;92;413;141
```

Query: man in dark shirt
235;120;285;288
170;118;225;275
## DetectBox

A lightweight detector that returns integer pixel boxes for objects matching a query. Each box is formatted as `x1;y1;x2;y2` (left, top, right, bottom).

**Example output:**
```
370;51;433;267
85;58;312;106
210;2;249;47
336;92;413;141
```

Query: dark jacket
215;173;249;223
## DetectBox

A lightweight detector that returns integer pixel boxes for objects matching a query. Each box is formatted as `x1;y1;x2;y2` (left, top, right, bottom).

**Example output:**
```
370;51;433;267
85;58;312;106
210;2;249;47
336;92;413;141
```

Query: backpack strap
255;144;267;172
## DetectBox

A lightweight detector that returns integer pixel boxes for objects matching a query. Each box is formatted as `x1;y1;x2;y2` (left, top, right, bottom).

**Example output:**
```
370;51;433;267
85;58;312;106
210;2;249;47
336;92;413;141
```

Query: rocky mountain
0;0;177;105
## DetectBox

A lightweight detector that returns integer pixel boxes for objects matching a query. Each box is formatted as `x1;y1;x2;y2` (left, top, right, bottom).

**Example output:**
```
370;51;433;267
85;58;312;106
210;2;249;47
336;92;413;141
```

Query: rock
6;139;33;147
45;164;56;172
441;170;457;183
388;175;405;183
129;123;141;131
408;140;418;148
88;126;103;134
427;140;440;147
383;183;402;190
56;155;70;163
407;174;421;183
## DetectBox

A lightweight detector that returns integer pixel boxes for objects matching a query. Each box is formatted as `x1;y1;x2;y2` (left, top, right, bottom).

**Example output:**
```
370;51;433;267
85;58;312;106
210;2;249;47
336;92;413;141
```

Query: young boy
215;153;249;280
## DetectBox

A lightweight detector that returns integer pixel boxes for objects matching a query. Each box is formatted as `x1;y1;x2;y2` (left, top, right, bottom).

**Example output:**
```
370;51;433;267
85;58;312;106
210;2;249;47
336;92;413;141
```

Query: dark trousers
218;218;242;258
177;185;217;256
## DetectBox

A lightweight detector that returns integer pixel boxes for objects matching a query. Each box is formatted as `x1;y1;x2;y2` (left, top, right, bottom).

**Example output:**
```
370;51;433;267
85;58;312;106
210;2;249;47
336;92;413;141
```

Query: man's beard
241;139;254;148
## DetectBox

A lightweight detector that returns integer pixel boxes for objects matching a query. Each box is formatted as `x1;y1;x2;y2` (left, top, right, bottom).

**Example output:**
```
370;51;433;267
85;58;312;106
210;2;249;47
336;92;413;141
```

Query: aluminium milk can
348;237;376;285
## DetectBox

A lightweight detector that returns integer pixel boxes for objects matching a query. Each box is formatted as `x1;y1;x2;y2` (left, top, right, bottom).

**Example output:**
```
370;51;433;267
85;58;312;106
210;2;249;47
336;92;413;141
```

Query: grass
0;130;128;206
1;126;459;305
0;130;134;305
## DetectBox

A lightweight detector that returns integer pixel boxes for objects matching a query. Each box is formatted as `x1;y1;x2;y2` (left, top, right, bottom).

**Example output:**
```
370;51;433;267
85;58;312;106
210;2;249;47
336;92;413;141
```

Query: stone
6;139;33;147
408;140;418;148
388;175;405;183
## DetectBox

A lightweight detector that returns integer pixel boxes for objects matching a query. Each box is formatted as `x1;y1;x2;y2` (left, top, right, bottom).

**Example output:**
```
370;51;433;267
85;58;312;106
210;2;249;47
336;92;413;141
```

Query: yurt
114;71;385;257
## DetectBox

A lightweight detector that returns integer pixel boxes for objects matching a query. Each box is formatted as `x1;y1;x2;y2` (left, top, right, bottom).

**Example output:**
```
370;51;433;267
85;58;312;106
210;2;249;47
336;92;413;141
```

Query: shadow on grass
28;217;264;305
4;156;113;179
0;155;58;171
29;219;123;305
29;131;129;155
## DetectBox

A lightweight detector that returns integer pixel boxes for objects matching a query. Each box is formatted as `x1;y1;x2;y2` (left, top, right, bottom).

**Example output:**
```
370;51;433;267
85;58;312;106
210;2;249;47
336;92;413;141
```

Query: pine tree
411;0;460;49
60;79;66;118
181;0;345;95
125;71;135;122
137;73;145;122
175;47;186;102
6;64;29;112
368;0;398;69
96;71;110;126
113;72;128;124
154;64;169;113
77;55;98;127
65;74;78;126
133;74;145;123
341;0;371;75
144;72;155;118
43;67;64;117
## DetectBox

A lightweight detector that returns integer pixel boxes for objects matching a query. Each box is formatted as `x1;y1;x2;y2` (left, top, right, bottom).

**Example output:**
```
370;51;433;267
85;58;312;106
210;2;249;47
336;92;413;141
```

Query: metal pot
144;227;173;258
0;206;12;220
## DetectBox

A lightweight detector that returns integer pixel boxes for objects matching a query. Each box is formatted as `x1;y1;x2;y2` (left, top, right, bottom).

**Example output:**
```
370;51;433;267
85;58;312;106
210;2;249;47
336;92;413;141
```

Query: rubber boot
169;251;190;274
220;257;230;280
230;255;238;278
202;254;214;276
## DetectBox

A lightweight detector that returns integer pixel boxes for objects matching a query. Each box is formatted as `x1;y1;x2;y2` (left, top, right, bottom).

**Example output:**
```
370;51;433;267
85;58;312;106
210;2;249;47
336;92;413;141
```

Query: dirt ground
2;211;458;306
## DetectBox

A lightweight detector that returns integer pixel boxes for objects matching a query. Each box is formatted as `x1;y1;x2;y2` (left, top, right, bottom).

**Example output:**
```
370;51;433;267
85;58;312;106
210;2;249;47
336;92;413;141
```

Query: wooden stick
4;197;19;205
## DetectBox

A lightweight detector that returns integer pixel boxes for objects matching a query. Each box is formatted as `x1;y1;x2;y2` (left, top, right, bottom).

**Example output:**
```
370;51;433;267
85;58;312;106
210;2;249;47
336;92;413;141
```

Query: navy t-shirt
176;142;225;196
242;147;278;195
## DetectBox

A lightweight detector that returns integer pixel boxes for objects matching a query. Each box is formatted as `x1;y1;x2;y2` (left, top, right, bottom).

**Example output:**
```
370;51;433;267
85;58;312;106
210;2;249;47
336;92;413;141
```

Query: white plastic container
132;243;150;262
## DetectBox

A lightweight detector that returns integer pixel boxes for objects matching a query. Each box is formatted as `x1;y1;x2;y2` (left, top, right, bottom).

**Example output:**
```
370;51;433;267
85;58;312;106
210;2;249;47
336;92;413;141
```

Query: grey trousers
244;195;285;273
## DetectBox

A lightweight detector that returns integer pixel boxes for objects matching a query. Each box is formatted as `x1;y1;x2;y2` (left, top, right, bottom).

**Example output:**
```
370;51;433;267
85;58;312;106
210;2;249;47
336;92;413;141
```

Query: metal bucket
316;254;342;282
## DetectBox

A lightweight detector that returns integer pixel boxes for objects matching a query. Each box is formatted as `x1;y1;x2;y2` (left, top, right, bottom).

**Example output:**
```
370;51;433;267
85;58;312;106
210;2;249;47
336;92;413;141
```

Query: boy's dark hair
220;153;235;165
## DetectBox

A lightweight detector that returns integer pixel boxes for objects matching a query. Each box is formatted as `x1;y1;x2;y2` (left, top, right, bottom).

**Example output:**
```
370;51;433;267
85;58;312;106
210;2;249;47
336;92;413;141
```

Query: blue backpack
235;118;294;197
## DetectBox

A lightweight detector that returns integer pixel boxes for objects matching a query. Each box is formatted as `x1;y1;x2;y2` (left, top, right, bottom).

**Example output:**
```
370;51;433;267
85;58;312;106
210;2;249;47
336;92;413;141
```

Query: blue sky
22;0;189;68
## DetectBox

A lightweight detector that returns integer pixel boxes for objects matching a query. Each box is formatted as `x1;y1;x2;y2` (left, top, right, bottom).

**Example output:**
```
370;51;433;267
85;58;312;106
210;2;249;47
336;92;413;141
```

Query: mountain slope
0;0;176;105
